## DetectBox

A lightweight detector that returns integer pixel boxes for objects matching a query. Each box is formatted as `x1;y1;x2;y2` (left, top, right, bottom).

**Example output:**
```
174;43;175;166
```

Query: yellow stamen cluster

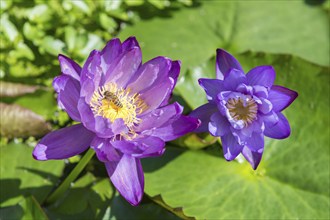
90;83;148;129
226;96;258;127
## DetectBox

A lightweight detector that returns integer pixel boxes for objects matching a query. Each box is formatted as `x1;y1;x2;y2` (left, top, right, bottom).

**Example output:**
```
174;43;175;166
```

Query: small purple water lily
33;37;200;205
191;49;297;169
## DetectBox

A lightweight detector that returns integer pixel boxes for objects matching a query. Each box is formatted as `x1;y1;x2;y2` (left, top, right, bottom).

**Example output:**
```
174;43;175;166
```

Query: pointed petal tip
58;53;65;60
58;53;72;62
126;194;143;206
106;155;144;207
216;48;227;54
122;36;141;50
252;163;259;170
126;36;137;42
173;59;181;66
216;49;243;80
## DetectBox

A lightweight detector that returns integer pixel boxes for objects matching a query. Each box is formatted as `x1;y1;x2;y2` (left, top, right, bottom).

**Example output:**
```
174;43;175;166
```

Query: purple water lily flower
191;49;297;169
33;37;200;205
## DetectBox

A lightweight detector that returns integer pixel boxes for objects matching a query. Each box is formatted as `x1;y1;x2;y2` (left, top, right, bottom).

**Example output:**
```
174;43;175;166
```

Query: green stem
45;148;95;205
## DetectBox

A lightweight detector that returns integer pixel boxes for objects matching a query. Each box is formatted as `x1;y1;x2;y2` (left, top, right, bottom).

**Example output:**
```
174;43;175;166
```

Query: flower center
226;96;258;127
90;83;147;128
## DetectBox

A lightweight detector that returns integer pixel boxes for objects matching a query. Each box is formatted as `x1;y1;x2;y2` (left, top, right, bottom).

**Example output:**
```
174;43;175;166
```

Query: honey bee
103;91;123;108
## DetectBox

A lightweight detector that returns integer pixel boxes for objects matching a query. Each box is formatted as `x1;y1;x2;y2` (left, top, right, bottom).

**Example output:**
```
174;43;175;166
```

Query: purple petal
264;112;291;139
258;98;273;114
53;75;81;121
223;69;247;91
134;137;165;158
246;66;275;88
209;112;231;136
77;98;115;138
221;133;243;161
160;60;181;107
93;117;118;139
190;103;218;133
216;49;244;80
242;146;263;170
240;118;264;137
261;110;279;127
52;75;68;94
253;85;268;98
33;124;94;160
245;132;264;151
168;60;180;85
150;115;200;141
100;38;122;71
105;47;142;88
268;85;298;112
90;137;121;162
122;36;140;52
105;154;144;206
80;50;103;102
198;78;224;101
58;54;82;81
136;102;183;132
112;136;165;158
111;118;127;135
236;84;253;95
126;56;171;94
139;78;174;115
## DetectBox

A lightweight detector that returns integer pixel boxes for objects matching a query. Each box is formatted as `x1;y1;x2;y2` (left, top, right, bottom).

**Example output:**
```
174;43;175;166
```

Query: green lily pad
0;143;65;207
141;53;330;219
119;1;329;73
46;173;113;219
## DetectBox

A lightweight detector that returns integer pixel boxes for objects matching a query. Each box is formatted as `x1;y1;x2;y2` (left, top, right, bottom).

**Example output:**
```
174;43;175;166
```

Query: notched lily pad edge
147;194;195;220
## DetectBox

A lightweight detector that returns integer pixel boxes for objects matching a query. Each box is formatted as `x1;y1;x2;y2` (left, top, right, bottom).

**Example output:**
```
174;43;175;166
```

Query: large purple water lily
33;37;200;205
191;49;297;169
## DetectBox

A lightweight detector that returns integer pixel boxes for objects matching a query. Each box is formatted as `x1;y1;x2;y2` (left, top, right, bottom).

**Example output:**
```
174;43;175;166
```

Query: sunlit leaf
40;36;65;56
26;4;52;23
70;0;91;15
10;42;35;60
0;13;19;42
23;22;45;43
124;0;144;6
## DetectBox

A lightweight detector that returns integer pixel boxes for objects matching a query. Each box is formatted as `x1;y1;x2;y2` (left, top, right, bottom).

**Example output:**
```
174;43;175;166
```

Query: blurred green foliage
0;0;329;219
